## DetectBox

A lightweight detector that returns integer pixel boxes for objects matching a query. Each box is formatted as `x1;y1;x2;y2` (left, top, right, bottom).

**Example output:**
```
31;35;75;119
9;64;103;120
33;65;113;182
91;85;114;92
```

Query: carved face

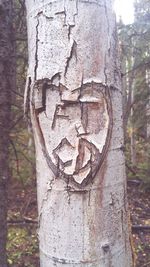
34;81;112;186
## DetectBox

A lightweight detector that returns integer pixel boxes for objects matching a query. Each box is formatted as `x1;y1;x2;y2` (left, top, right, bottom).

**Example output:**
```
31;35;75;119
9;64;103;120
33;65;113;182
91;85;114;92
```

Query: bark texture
25;0;133;266
0;1;14;266
146;69;150;139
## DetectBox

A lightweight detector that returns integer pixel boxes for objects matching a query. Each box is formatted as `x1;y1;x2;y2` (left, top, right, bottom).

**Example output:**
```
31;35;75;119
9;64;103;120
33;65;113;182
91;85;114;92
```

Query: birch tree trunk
0;1;14;266
25;0;133;266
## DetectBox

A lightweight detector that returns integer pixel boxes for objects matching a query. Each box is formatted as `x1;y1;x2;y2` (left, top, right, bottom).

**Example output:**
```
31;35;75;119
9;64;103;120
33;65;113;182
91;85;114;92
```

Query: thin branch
122;60;150;77
10;115;24;131
17;150;35;168
11;89;24;98
141;261;150;267
126;163;137;175
127;179;142;186
7;217;38;225
9;139;20;175
132;225;150;232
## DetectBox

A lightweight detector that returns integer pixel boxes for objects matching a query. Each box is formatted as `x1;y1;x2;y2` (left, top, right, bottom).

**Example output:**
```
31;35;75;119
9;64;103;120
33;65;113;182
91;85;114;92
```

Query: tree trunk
130;83;136;166
25;0;133;266
0;1;14;266
146;69;150;139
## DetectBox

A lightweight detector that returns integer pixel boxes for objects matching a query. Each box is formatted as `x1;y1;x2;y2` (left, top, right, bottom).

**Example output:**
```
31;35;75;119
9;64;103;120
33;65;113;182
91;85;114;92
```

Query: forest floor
7;178;150;267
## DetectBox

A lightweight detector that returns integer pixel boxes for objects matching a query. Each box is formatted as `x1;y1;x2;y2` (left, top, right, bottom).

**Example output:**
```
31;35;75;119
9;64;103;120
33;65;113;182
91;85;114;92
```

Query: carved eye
56;105;69;118
85;102;107;134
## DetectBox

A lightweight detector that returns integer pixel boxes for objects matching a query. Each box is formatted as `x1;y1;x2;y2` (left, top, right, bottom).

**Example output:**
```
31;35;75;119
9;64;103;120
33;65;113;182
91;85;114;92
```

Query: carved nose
61;87;80;102
75;123;87;137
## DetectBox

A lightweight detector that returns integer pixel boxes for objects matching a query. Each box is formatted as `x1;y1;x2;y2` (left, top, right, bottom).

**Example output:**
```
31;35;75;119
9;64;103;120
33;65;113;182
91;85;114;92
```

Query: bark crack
39;247;102;264
34;17;40;80
64;40;77;76
104;53;108;84
68;25;75;40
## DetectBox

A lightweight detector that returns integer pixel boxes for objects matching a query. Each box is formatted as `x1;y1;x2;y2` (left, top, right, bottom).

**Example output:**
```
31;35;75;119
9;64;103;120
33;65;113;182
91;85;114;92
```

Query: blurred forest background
6;0;150;266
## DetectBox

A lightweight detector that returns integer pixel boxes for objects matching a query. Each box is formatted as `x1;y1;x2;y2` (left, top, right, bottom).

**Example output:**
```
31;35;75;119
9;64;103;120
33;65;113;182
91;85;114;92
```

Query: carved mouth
51;137;100;184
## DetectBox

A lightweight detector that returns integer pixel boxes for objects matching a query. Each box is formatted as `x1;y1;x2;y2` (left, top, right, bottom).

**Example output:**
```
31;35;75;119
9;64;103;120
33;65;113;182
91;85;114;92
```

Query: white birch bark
25;0;133;266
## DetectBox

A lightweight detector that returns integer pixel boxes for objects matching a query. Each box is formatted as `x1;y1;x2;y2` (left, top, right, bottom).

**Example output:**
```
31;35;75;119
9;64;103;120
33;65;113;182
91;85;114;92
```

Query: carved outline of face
33;81;112;187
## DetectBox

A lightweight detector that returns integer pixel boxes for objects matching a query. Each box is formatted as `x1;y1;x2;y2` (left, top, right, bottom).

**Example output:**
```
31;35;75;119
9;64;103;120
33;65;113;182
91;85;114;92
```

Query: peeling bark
25;0;133;266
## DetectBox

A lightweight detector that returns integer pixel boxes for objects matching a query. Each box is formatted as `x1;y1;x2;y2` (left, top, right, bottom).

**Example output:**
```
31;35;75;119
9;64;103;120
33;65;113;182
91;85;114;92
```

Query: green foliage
7;227;39;267
10;125;35;186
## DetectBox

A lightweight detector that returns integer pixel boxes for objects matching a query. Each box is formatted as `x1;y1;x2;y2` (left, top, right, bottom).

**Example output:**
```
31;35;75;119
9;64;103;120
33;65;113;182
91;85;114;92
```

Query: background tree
10;0;35;185
7;1;37;264
118;0;150;183
0;1;15;266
